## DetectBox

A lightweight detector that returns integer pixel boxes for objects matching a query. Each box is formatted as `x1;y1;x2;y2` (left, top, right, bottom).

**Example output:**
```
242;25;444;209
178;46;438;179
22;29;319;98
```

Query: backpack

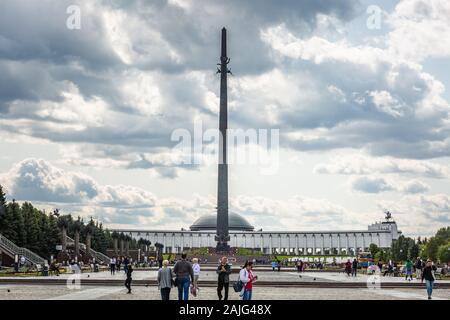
233;270;246;292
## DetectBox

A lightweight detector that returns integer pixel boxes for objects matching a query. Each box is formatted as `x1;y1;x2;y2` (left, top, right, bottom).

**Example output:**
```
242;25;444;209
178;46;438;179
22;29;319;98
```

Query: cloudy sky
0;0;449;237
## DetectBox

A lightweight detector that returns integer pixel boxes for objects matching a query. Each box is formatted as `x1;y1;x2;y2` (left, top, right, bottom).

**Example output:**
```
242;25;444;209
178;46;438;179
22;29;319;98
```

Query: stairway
65;235;110;264
0;233;46;265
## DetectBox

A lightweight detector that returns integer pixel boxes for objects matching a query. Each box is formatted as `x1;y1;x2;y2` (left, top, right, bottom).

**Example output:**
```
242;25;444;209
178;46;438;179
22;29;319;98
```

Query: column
295;235;299;255
362;233;365;252
181;234;184;253
260;235;264;253
337;234;341;255
346;234;350;255
303;235;307;255
172;234;175;254
312;234;316;255
269;235;273;254
354;233;357;255
278;235;281;254
286;235;290;255
321;234;325;255
163;234;167;253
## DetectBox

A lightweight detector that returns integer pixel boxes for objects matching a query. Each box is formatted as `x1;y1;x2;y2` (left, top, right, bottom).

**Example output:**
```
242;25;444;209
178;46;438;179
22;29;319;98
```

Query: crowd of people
23;252;447;301
154;253;258;301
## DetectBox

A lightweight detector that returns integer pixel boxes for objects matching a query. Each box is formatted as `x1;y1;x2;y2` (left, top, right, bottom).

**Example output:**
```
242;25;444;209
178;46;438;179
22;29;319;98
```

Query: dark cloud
1;0;449;172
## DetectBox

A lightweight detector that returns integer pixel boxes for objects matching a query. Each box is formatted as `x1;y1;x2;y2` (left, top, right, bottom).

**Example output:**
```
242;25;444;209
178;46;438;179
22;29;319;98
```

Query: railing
0;233;46;265
65;235;110;264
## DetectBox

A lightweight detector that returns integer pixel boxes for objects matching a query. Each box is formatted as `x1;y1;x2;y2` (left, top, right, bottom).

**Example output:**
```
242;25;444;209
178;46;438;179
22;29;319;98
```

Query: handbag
190;284;197;297
233;270;245;292
233;280;244;293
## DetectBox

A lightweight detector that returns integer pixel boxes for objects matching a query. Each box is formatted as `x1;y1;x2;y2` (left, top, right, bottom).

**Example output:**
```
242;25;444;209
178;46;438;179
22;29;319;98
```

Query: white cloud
260;23;450;158
350;175;395;194
1;158;99;203
401;179;430;194
387;0;450;62
314;153;450;178
377;193;450;236
368;90;407;118
349;174;430;195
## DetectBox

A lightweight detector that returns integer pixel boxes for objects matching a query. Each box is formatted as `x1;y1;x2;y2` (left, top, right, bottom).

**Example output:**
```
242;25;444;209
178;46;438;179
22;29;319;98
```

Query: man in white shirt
110;257;117;275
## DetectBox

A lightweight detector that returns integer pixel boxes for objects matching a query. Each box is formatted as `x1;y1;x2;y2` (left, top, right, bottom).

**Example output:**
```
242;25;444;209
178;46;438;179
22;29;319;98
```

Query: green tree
421;227;450;261
6;200;27;246
390;235;418;261
21;202;40;252
437;242;450;263
0;185;8;234
369;243;380;259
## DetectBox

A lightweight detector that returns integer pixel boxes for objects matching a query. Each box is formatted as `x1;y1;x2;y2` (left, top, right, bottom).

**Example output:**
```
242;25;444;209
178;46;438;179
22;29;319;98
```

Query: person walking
297;260;304;273
173;253;194;301
415;257;423;281
271;260;277;272
192;258;200;297
405;258;413;281
277;259;281;272
422;259;437;300
384;260;394;276
110;256;116;275
345;259;352;276
116;257;121;272
217;256;232;300
239;261;257;300
123;256;129;274
124;263;133;294
351;258;358;277
157;260;174;300
377;260;383;273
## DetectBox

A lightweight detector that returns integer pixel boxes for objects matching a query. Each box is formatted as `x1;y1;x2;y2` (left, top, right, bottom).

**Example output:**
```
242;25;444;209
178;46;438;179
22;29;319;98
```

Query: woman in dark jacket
421;259;437;300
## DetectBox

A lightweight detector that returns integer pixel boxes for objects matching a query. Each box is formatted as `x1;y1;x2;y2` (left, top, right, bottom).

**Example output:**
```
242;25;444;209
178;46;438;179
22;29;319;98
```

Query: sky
0;0;449;237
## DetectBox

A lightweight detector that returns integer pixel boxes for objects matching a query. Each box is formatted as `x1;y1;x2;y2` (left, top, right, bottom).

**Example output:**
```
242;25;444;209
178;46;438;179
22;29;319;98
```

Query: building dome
190;212;254;231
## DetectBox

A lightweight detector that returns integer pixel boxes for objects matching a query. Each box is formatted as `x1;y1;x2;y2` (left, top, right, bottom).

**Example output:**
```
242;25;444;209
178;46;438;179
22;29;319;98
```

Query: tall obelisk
215;27;231;252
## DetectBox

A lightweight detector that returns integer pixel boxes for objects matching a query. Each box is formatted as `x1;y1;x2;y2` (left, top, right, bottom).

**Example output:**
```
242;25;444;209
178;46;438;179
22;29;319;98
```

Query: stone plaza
1;269;449;300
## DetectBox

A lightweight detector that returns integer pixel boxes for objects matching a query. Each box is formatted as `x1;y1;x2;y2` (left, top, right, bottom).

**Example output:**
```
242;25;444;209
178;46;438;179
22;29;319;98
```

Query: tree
0;185;6;217
21;202;40;252
421;227;450;261
437;242;450;263
0;185;10;236
369;243;380;259
7;200;27;246
390;235;418;261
